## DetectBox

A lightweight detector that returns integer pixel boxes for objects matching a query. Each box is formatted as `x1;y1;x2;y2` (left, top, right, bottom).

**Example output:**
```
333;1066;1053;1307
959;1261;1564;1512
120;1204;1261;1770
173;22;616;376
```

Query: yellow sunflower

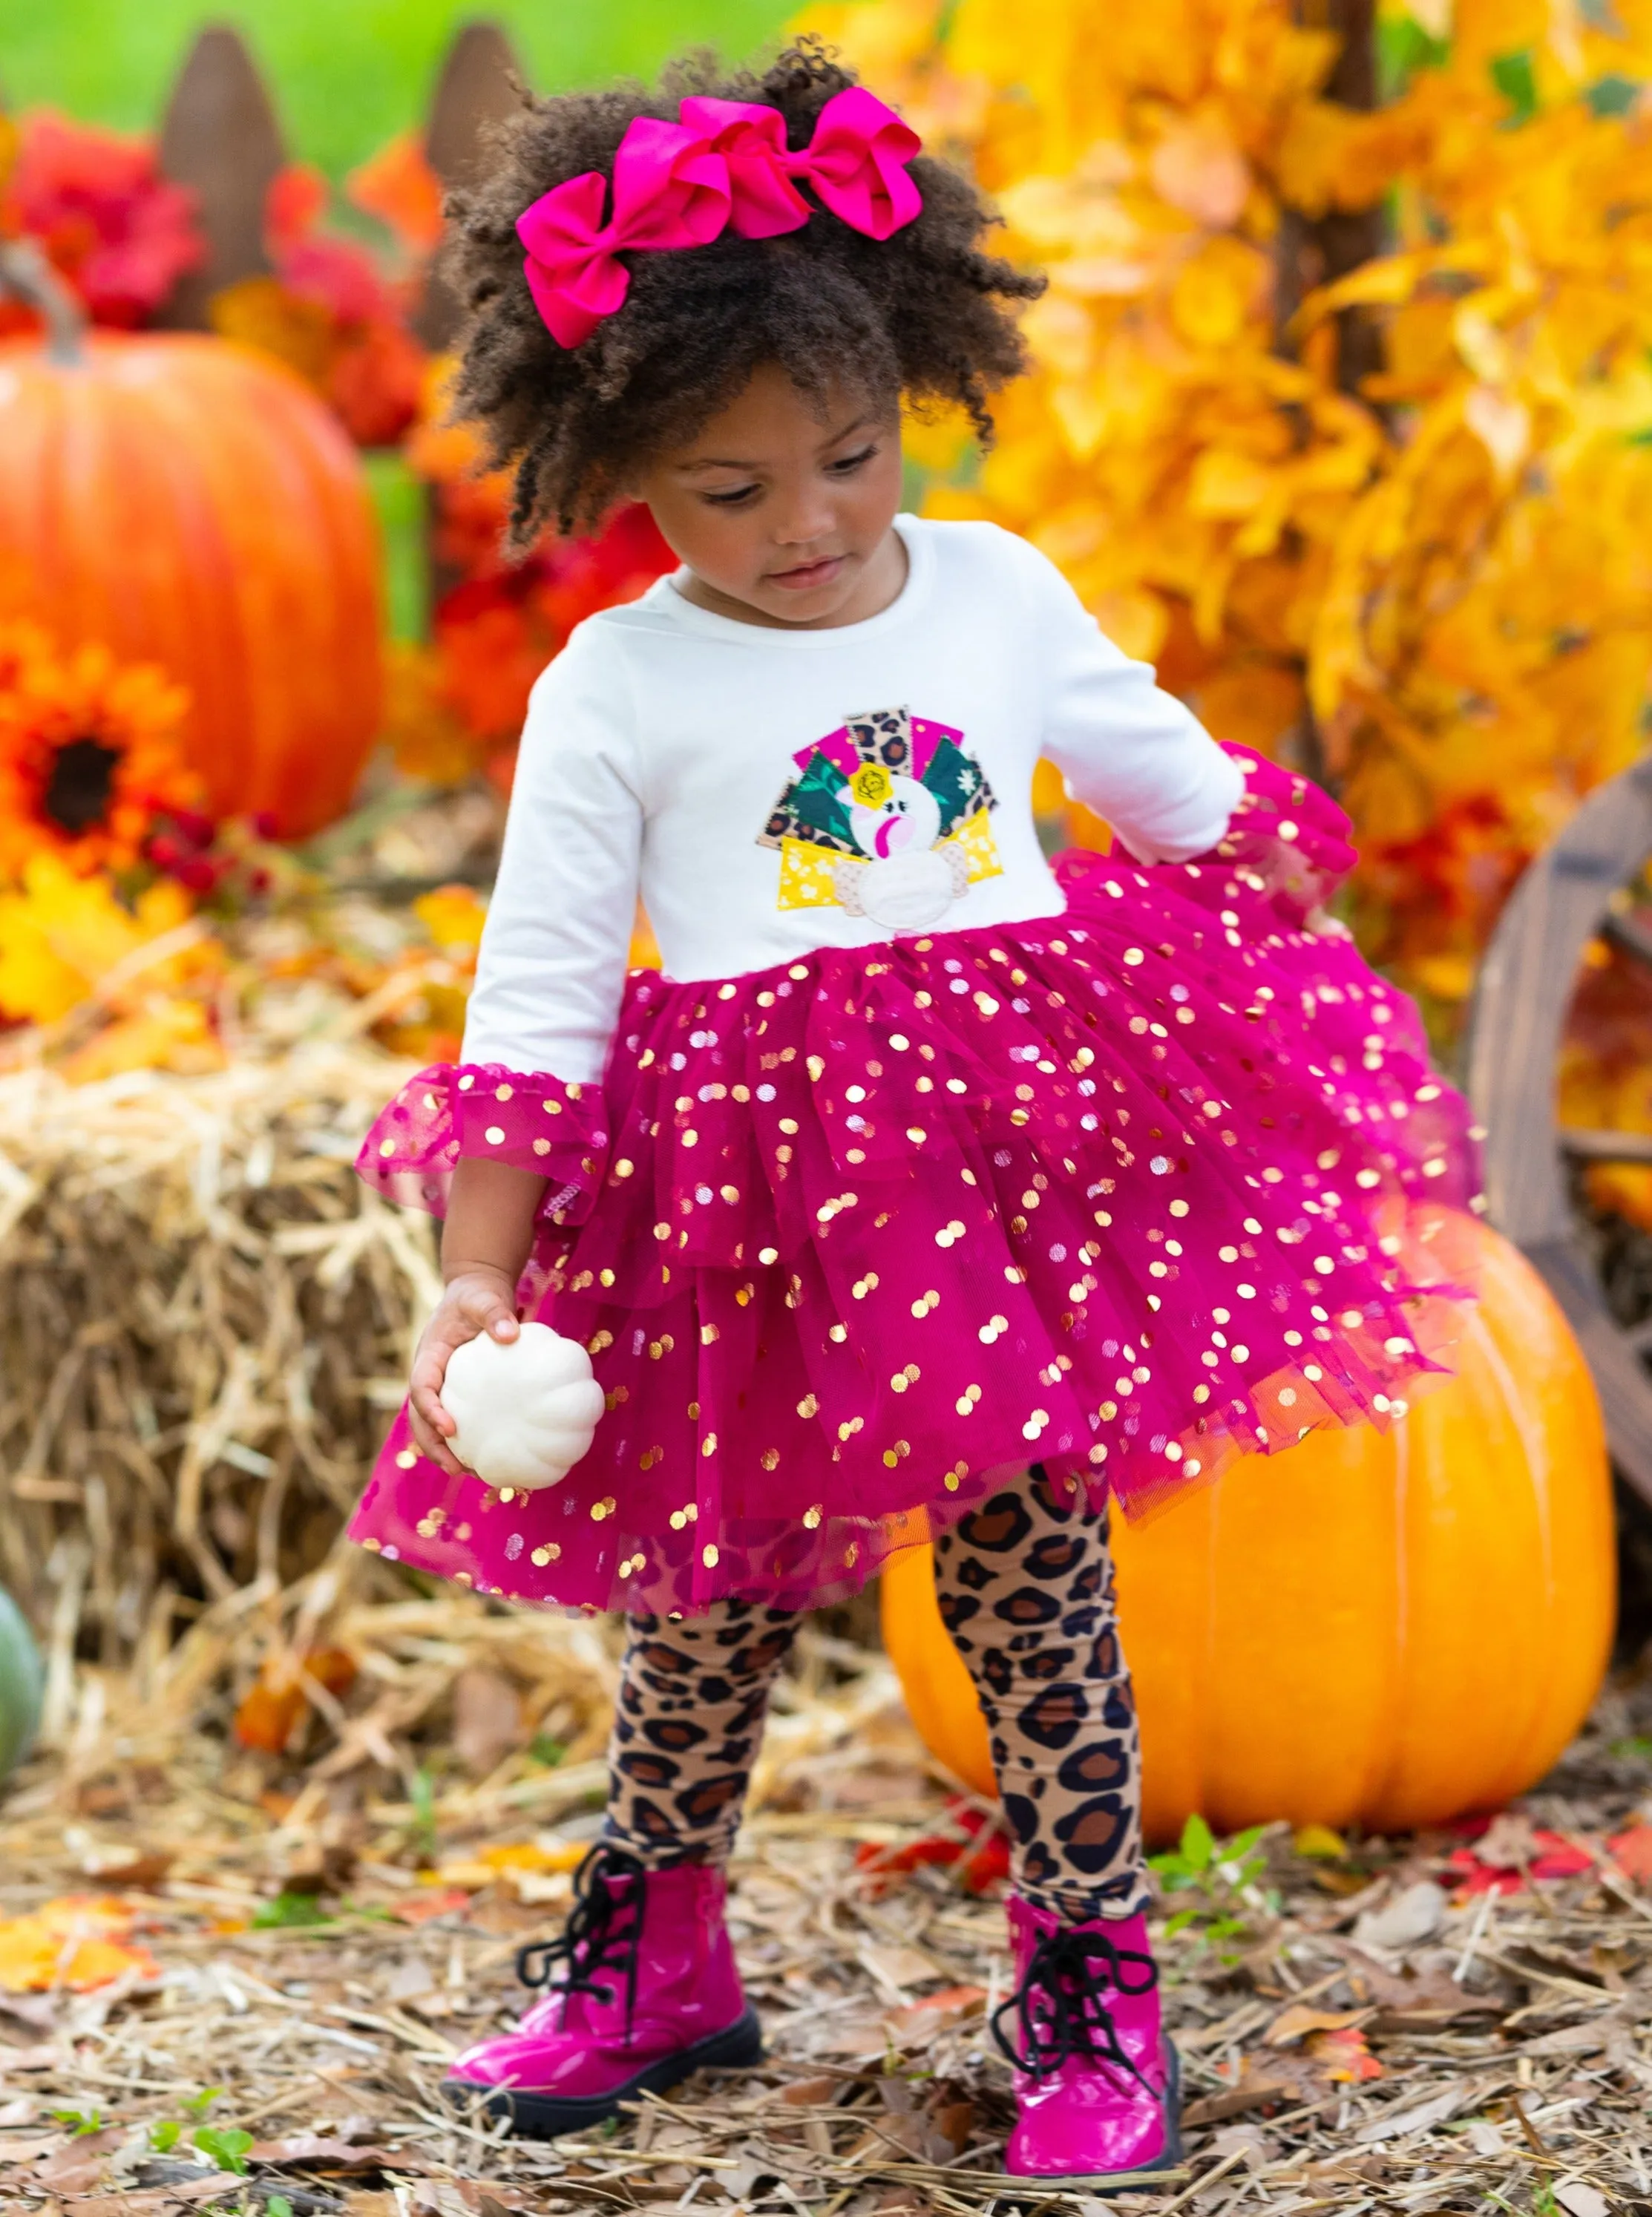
0;635;204;878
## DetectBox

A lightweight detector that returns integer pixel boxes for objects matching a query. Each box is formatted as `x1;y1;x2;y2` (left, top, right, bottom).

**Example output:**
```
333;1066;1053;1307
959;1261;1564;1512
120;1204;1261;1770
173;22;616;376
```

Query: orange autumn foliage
0;1895;158;1992
232;1646;358;1755
807;0;1652;1026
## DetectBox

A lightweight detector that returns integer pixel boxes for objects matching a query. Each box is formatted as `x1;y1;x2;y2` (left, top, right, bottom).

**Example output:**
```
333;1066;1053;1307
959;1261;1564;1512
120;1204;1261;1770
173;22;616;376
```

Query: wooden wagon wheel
1465;753;1652;1504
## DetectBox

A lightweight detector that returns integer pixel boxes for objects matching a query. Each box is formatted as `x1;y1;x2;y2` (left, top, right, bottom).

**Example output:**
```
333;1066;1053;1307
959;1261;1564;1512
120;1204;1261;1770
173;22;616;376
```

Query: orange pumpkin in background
882;1219;1616;1842
0;258;382;840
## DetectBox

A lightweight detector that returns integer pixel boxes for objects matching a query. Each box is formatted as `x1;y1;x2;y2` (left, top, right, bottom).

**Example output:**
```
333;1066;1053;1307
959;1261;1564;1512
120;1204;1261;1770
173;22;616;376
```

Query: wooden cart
1466;755;1652;1504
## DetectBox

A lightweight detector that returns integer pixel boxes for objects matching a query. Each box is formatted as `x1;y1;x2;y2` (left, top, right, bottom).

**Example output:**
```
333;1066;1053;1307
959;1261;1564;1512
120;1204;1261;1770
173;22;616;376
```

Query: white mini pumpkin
441;1323;605;1490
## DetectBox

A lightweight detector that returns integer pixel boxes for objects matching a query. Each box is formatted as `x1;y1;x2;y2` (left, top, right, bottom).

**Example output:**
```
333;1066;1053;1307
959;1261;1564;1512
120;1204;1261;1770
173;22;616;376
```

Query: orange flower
0;635;204;877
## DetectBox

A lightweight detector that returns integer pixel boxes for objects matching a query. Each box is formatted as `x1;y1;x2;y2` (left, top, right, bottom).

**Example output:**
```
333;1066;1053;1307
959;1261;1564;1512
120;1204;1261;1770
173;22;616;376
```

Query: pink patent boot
995;1899;1182;2189
443;1844;761;2137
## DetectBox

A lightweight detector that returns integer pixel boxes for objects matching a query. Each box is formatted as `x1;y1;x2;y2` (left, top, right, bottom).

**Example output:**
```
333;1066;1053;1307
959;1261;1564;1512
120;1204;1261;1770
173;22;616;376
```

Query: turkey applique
758;705;1001;929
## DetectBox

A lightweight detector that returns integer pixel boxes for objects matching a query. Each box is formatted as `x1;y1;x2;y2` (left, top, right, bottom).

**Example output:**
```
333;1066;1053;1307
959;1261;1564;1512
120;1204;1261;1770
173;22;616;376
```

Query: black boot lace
990;1925;1158;2086
516;1843;648;2030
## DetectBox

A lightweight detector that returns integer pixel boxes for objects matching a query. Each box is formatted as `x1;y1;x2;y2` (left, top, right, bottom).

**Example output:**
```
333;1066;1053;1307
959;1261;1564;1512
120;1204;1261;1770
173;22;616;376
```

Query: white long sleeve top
461;514;1244;1084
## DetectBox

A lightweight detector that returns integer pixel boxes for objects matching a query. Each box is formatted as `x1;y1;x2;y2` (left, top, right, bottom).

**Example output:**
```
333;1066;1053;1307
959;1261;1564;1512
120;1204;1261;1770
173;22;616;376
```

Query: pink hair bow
516;114;731;348
679;88;923;243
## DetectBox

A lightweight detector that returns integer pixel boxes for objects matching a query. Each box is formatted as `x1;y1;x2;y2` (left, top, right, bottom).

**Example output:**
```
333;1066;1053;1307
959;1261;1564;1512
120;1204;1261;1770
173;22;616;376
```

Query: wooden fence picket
154;25;289;330
416;21;528;349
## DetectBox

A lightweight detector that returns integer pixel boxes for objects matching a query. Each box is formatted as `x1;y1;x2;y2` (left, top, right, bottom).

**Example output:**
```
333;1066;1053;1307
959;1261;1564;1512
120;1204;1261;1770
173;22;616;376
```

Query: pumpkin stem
0;239;88;369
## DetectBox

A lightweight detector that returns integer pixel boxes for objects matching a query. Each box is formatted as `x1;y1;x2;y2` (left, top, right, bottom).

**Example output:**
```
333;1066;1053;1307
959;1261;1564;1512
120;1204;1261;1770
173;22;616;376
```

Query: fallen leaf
384;1957;436;2003
1446;1824;1593;1896
1354;2079;1486;2143
1265;2003;1371;2048
1555;2184;1610;2217
1608;1821;1652;1881
883;1984;987;2043
861;1941;944;1992
0;2135;65;2165
478;1840;586;1875
249;2133;394;2168
390;1889;471;1925
1181;2082;1293;2127
1209;2121;1276;2166
422;1862;498;1892
1304;2026;1383;2083
71;1845;172;1891
853;1800;1009;1895
1293;1824;1348;1859
502;1867;571;1906
1353;1879;1447;1951
930;2097;975;2150
0;1897;159;1994
781;2074;839;2106
32;2126;125;2190
452;1667;523;1778
232;1647;357;1755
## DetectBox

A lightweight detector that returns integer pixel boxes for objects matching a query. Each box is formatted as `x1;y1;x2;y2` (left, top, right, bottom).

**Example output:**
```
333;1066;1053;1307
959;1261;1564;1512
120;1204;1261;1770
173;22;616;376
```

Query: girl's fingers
409;1359;457;1433
408;1395;465;1475
451;1283;520;1339
402;1280;522;1471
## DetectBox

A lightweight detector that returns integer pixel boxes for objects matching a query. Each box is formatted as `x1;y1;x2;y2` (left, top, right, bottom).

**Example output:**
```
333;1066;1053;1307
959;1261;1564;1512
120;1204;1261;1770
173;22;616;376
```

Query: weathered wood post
154;24;289;330
416;21;528;350
1274;0;1383;785
418;23;531;609
1276;0;1384;380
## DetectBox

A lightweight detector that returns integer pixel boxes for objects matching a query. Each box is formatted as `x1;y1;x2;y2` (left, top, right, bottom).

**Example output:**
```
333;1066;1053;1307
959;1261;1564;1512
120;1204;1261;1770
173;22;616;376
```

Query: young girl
353;42;1481;2187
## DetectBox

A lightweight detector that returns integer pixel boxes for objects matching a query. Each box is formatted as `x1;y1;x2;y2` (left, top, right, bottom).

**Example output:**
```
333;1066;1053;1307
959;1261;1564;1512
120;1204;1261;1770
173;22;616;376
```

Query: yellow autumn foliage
0;855;224;1073
807;0;1652;1022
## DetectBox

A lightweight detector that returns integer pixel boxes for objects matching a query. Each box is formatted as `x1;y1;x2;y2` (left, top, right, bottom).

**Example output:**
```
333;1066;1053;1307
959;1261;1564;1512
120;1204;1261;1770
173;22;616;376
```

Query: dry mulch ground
4;1625;1652;2217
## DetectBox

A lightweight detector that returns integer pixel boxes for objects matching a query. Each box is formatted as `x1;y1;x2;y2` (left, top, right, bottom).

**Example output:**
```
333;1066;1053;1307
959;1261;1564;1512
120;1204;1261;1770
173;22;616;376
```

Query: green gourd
0;1588;43;1781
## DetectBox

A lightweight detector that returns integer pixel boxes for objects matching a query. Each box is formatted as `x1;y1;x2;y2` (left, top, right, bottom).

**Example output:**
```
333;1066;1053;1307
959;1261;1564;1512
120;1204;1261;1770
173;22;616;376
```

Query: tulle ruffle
350;747;1484;1617
358;1061;609;1227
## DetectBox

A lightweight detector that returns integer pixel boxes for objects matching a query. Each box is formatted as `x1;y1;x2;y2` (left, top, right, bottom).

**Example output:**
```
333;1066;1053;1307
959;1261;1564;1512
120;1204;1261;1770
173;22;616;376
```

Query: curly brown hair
442;39;1044;544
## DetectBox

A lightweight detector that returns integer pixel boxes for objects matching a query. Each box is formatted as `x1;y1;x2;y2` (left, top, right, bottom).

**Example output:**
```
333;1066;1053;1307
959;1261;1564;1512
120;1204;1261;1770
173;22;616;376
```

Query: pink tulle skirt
350;749;1483;1616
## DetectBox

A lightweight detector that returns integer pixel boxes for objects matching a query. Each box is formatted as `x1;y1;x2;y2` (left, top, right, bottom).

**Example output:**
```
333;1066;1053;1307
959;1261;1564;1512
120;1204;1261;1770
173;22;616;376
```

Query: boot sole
998;2042;1184;2201
442;2005;764;2139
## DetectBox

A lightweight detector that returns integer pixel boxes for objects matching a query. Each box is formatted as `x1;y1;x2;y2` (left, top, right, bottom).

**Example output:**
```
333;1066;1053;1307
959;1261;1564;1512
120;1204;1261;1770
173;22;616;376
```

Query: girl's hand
408;1268;521;1475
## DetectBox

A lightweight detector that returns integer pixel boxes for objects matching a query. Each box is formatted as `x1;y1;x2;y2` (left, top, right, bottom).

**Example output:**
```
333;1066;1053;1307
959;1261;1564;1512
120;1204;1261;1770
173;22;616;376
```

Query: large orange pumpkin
882;1219;1616;1841
0;318;382;839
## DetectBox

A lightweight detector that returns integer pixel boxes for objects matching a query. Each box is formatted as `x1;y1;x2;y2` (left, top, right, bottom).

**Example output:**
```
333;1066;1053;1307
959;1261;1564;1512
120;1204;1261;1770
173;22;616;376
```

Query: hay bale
0;1046;431;1685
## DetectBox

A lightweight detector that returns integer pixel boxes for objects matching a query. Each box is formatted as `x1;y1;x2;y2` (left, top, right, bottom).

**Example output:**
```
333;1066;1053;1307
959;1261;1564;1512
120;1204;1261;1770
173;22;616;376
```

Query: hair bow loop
679;88;922;244
517;91;924;346
678;97;812;240
517;115;731;348
793;88;923;242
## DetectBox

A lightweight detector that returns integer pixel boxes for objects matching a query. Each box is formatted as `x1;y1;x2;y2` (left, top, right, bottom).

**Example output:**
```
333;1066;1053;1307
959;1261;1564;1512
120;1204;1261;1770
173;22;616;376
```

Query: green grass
1;1;794;180
364;452;429;646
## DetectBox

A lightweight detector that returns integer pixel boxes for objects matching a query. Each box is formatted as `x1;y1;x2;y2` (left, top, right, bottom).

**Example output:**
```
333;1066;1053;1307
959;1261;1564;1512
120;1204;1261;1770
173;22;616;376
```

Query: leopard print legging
603;1467;1148;1922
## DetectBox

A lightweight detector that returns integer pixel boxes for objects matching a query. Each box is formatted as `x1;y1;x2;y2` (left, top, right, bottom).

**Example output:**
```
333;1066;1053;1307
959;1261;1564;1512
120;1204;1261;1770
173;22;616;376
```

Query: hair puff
442;39;1044;544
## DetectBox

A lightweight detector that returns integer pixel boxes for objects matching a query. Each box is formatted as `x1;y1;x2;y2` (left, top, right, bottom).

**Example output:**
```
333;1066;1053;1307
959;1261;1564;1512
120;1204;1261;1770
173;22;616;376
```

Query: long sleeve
460;626;644;1084
1017;535;1244;865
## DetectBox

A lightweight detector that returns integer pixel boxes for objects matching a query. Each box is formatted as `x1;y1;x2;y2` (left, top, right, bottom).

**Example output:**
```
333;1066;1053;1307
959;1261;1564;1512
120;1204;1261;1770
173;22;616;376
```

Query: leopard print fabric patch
602;1469;1147;1922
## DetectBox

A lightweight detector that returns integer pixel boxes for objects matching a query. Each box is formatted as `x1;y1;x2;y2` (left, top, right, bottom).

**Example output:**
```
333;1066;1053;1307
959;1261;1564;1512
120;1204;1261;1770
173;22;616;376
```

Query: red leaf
1609;1822;1652;1881
390;1888;471;1926
1446;1827;1593;1896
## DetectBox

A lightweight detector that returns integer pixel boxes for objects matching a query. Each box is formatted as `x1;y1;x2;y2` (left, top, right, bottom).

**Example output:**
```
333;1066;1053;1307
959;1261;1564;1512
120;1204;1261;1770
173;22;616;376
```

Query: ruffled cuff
1201;743;1357;924
355;1062;611;1228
